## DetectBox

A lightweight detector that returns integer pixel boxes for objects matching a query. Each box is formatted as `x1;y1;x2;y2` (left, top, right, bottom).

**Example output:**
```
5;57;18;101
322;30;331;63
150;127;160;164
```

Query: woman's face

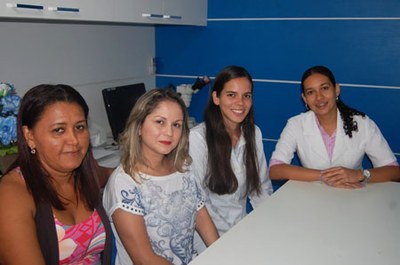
139;100;183;159
212;77;253;130
23;102;89;177
302;73;340;118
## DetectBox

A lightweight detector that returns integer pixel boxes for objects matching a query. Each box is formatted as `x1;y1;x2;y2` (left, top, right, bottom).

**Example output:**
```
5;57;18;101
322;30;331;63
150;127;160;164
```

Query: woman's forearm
368;166;400;183
269;164;321;181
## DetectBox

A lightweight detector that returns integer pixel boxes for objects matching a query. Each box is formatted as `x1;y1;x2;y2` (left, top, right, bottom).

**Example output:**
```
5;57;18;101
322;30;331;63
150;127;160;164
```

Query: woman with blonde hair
103;88;218;265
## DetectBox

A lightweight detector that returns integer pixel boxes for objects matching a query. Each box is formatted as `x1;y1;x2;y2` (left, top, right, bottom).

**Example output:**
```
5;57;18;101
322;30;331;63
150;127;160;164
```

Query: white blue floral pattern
103;165;205;265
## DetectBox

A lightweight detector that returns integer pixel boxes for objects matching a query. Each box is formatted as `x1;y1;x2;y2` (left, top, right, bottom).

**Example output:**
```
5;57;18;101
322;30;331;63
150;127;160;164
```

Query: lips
64;149;79;153
315;102;327;109
231;109;245;114
159;141;172;145
63;150;82;157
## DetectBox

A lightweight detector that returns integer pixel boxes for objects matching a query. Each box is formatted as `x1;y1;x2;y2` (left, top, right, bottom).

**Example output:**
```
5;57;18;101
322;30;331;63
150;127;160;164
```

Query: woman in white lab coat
269;65;399;188
189;65;273;253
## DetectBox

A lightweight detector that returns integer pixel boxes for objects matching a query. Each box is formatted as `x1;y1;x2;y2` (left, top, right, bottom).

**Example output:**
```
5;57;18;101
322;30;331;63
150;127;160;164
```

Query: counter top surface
190;180;400;265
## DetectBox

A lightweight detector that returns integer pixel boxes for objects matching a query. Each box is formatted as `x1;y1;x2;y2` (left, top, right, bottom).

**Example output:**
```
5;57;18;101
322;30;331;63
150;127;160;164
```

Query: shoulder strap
34;201;59;265
97;202;113;265
35;199;113;265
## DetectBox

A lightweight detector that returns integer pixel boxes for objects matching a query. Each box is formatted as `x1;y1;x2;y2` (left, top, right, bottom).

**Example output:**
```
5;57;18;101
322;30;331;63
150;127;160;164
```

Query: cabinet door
163;0;207;26
0;0;46;19
46;0;112;22
114;0;207;26
0;0;206;25
0;0;112;22
114;0;163;23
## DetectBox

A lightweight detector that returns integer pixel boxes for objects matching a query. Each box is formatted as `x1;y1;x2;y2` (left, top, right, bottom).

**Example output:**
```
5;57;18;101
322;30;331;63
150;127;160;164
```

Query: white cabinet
0;0;112;22
163;0;207;26
114;0;207;26
0;0;207;26
46;0;112;22
0;1;46;20
114;0;163;24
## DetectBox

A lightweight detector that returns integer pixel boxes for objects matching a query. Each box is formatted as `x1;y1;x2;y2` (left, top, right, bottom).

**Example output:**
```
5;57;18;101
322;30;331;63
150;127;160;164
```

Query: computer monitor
102;83;146;142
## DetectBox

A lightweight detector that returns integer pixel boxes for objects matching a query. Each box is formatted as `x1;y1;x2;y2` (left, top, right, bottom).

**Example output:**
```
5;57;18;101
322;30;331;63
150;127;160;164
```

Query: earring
30;147;36;154
305;103;309;110
336;96;339;101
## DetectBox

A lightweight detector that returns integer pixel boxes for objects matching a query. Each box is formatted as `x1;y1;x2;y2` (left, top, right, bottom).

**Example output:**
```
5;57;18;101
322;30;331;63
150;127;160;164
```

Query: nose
315;90;323;100
164;124;173;136
236;95;245;105
66;129;79;145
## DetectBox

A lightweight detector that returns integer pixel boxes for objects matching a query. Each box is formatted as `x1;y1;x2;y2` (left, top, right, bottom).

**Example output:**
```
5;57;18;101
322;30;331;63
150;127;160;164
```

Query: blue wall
155;0;400;167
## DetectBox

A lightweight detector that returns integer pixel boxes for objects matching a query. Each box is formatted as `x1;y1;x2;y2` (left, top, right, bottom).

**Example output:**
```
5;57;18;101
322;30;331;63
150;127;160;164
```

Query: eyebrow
153;115;183;121
304;88;313;92
51;119;86;126
304;82;330;91
224;90;252;94
152;114;167;118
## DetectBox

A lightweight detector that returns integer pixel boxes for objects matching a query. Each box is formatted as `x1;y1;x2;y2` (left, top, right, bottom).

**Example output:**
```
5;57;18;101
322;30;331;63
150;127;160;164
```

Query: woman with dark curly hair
269;65;399;188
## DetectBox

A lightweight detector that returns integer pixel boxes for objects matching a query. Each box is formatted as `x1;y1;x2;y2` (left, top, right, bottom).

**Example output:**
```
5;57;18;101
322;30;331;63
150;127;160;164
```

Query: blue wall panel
157;21;400;85
155;1;400;163
208;0;400;18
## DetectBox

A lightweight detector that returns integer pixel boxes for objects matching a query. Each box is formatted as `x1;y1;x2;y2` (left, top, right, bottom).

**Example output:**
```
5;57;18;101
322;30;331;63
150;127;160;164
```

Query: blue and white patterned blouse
103;165;205;265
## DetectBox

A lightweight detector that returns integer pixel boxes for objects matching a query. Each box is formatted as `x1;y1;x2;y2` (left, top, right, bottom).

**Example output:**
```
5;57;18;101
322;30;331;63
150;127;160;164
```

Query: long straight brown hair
204;65;261;196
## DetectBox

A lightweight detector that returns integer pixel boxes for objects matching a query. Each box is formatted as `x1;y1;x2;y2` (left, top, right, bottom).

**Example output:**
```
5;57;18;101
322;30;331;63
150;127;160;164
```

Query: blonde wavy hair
119;88;192;182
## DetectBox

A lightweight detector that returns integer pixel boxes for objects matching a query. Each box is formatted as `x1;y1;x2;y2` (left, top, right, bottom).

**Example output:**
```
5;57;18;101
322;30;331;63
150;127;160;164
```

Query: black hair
301;65;365;138
16;84;100;210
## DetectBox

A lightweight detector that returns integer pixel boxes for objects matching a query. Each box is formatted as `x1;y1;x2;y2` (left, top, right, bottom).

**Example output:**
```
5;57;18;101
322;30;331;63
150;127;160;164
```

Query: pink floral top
14;167;107;264
56;210;106;265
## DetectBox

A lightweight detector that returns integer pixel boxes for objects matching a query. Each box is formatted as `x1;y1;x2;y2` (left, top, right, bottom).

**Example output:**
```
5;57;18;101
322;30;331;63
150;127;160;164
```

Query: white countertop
190;180;400;265
92;145;120;168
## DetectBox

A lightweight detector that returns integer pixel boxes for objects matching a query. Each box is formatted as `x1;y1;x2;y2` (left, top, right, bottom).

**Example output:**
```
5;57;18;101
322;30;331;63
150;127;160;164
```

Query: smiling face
23;102;89;177
302;73;340;118
212;77;253;131
139;100;183;159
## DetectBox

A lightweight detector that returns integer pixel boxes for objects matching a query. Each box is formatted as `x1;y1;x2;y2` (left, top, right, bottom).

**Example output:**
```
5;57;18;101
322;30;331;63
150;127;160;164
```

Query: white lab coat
271;110;397;169
189;122;272;253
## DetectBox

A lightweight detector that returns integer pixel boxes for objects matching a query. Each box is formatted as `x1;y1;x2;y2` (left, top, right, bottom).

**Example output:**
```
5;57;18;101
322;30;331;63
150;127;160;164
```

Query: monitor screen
102;83;146;142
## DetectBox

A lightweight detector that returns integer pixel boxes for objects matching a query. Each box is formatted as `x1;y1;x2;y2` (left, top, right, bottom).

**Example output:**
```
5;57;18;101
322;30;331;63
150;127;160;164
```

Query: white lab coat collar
331;110;348;164
302;110;347;165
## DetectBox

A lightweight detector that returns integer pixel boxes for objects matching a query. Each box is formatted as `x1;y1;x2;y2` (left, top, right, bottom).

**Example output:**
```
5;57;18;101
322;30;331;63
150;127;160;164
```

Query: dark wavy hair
15;84;100;210
204;65;261;196
301;65;365;138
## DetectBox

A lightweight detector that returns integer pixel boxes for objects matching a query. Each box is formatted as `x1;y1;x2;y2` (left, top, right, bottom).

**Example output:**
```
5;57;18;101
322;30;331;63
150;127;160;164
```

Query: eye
226;92;235;97
156;119;164;125
53;127;65;134
173;122;182;129
305;90;314;96
244;93;252;99
75;124;87;131
322;85;330;90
